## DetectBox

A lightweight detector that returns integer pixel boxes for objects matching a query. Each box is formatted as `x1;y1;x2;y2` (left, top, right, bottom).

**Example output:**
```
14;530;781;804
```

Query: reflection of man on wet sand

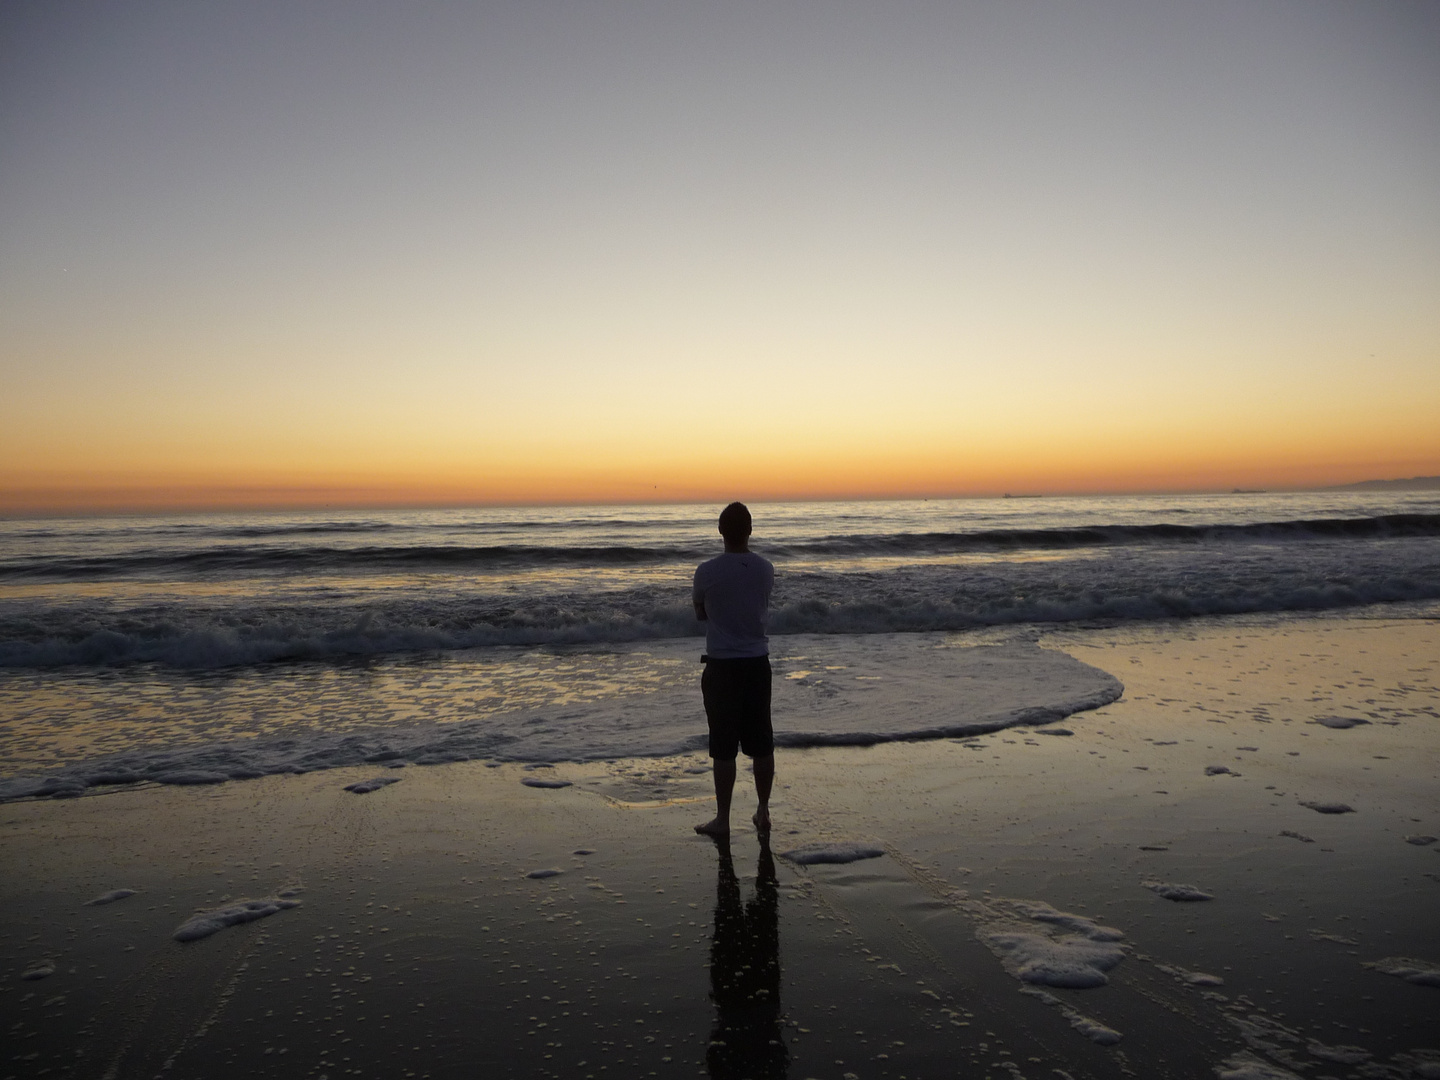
706;837;788;1080
692;502;776;837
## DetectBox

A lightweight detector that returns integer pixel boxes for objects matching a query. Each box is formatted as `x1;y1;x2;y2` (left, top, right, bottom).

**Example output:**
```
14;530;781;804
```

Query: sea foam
86;889;136;906
344;776;401;794
780;842;885;865
1143;881;1214;902
1364;957;1440;987
962;898;1128;990
1216;1054;1303;1080
0;638;1121;801
173;897;300;942
1018;987;1123;1044
984;931;1127;988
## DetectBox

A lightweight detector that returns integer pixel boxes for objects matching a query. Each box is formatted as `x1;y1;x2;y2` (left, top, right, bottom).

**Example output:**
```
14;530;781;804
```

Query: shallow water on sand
0;633;1122;798
0;647;694;772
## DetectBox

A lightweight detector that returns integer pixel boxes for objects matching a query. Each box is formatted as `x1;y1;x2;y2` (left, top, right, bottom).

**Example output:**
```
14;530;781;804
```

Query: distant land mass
1327;476;1440;491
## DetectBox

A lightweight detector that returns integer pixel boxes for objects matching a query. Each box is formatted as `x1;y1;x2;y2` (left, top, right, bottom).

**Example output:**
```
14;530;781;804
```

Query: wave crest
5;513;1439;582
3;571;1438;669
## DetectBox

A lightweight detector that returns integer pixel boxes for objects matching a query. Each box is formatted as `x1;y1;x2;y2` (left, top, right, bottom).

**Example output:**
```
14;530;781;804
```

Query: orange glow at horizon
5;423;1438;516
6;312;1439;516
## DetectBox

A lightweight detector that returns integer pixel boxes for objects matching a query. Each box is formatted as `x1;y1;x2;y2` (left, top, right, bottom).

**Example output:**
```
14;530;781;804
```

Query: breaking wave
3;571;1437;669
4;496;1438;669
4;513;1438;582
0;543;694;581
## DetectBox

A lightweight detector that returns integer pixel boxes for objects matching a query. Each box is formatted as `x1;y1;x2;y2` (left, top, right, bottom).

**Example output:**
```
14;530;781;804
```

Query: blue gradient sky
2;1;1438;510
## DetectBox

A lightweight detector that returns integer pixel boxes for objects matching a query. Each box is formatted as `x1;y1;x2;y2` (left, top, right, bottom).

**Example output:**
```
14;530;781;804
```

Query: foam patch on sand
1299;800;1355;814
983;931;1127;989
154;770;230;785
173;897;301;942
1312;715;1368;729
1304;1042;1370;1065
1225;1010;1321;1073
1215;1053;1303;1080
1403;834;1436;846
1019;987;1122;1045
1153;962;1224;986
21;961;55;981
936;893;1135;1018
965;899;1127;990
1007;900;1125;941
1144;881;1214;901
780;842;886;865
86;888;136;906
0;639;1122;801
1363;957;1440;987
343;776;402;793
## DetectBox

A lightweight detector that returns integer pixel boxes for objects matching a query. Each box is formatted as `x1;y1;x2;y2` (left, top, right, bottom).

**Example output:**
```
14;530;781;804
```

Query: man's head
718;502;752;547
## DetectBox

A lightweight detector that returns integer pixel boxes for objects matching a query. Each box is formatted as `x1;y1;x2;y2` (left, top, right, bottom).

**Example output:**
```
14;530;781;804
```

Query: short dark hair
717;502;752;542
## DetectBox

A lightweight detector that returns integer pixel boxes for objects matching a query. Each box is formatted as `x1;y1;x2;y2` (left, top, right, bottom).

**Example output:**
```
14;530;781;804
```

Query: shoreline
0;634;1123;801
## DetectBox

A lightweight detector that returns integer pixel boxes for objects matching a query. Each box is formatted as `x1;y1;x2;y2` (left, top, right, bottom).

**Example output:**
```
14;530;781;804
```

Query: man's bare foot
752;808;771;833
694;818;730;837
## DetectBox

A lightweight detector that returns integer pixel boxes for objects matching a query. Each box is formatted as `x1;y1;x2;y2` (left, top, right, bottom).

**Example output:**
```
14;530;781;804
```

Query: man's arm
692;577;707;621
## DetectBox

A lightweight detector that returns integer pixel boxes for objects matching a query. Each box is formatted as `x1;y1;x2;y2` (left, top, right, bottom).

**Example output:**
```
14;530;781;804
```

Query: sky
2;0;1438;513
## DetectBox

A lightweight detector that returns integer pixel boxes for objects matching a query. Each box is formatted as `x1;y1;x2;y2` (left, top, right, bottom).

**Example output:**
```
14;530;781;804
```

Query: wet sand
2;615;1437;1080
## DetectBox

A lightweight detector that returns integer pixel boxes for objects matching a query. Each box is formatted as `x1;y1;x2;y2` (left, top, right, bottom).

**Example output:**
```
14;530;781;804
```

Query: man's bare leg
695;758;737;836
751;754;774;833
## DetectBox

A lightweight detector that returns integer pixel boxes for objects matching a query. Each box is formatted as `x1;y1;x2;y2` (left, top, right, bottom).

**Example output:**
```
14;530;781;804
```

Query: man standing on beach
693;502;775;837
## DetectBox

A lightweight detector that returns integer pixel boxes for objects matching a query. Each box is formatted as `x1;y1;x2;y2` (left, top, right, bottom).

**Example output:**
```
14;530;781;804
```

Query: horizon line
1;481;1421;521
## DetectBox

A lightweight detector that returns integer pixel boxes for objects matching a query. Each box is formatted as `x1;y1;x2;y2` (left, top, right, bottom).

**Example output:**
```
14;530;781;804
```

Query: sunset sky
2;0;1438;513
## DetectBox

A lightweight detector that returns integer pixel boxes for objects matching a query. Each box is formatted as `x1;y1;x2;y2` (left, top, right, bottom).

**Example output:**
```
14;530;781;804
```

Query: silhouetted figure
706;837;788;1080
693;502;776;837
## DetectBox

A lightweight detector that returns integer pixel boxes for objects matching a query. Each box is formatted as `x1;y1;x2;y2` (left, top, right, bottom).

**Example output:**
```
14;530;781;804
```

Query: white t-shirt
692;551;774;659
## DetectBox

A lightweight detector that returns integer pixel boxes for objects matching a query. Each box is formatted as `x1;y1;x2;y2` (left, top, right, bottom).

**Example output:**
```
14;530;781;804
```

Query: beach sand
2;615;1437;1079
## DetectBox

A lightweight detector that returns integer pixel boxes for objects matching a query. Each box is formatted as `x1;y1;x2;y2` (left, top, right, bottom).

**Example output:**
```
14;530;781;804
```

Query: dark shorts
701;655;773;761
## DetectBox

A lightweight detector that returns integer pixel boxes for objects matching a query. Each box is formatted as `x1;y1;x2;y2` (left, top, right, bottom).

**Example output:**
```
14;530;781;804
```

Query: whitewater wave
3;571;1438;669
0;542;701;581
4;497;1438;670
770;513;1440;556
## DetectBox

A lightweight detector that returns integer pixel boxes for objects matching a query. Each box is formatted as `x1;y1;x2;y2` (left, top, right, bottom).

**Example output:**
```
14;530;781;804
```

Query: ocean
2;491;1438;796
